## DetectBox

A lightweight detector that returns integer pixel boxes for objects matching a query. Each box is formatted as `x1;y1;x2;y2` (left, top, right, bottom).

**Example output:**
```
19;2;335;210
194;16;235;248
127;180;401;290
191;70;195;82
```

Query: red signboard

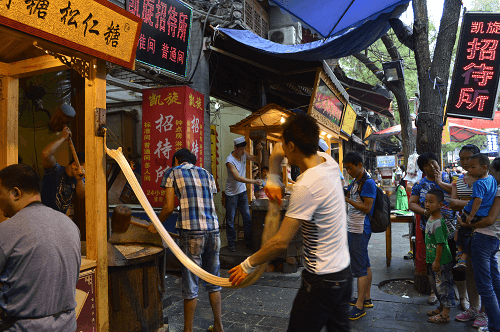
142;86;204;207
447;12;500;120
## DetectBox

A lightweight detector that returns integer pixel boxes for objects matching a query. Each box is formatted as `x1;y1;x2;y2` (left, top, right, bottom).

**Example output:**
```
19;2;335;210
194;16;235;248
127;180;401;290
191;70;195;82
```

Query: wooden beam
7;55;67;78
0;62;8;76
0;76;18;169
208;46;282;75
85;59;109;331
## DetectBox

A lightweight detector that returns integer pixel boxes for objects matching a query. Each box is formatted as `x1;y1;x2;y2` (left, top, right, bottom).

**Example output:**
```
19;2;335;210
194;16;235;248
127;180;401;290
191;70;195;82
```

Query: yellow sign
341;104;356;136
364;125;373;145
442;118;451;144
0;0;141;69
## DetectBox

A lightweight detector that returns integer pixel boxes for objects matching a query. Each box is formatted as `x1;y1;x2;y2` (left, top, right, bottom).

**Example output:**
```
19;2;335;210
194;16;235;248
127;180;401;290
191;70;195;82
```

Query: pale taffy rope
106;147;281;288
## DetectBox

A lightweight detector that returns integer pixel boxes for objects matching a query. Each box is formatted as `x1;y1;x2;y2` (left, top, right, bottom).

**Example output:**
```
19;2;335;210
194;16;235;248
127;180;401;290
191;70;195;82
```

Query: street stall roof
215;1;409;61
269;0;411;39
229;103;295;141
448;112;500;129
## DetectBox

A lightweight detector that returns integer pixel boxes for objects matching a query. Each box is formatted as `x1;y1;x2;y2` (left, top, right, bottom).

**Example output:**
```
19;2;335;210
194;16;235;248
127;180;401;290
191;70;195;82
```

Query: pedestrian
343;152;376;320
425;188;455;324
158;149;225;332
41;124;85;214
229;114;351;332
225;137;262;251
448;145;482;315
408;152;464;306
459;157;500;332
0;164;81;331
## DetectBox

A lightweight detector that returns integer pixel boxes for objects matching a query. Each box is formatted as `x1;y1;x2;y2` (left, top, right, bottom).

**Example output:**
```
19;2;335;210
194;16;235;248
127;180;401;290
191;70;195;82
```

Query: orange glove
264;174;283;205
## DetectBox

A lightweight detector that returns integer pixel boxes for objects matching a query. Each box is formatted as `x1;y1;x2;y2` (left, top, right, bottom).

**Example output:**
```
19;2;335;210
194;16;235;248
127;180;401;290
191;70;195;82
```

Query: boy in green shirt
425;188;455;324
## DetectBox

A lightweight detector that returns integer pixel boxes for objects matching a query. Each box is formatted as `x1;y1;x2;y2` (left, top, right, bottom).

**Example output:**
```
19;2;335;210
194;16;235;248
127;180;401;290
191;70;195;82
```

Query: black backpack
357;173;391;233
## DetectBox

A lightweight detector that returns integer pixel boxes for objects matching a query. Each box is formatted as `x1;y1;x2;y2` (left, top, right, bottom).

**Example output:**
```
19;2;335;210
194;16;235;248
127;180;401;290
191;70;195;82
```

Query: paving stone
371;318;421;331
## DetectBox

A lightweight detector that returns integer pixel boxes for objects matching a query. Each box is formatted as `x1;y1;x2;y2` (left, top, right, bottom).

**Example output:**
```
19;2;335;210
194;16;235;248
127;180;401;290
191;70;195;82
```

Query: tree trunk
413;0;461;156
391;85;416;162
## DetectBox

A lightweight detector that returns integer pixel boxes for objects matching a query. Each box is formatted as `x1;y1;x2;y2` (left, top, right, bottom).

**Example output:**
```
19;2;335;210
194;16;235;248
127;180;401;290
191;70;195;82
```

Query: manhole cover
378;279;422;298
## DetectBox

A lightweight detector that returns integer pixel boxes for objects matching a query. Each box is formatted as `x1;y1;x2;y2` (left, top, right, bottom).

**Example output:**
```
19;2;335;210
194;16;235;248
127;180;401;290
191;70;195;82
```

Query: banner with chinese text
126;0;192;77
0;0;141;69
447;12;500;120
142;86;204;207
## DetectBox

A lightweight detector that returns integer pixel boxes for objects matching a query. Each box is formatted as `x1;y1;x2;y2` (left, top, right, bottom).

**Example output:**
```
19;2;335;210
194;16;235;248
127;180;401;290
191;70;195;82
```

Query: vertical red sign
142;86;204;207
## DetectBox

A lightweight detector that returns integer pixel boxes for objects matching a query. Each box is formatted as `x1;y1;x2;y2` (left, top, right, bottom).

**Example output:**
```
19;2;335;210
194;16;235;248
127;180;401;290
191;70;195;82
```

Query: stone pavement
162;223;498;332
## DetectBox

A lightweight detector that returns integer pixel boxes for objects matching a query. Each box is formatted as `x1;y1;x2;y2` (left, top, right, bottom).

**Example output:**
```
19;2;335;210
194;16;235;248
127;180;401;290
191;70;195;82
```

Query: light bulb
321;131;326;136
327;134;332;138
280;116;285;123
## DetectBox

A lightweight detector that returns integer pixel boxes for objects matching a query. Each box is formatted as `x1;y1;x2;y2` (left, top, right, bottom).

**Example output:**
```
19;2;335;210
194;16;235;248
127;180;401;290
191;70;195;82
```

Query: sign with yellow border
0;0;142;69
341;104;356;136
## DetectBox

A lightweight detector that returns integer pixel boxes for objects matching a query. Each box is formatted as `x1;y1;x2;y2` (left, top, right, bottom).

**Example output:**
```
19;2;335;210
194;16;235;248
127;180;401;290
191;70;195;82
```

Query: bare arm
246;142;262;163
41;127;72;169
409;194;428;218
345;196;374;214
229;216;302;285
467;197;482;221
158;187;176;222
227;162;260;185
76;178;85;198
460;196;500;229
432;243;444;272
449;183;468;211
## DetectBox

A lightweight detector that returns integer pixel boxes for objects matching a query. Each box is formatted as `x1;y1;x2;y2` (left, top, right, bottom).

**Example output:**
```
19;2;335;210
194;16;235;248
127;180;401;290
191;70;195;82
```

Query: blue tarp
217;1;410;61
269;0;410;38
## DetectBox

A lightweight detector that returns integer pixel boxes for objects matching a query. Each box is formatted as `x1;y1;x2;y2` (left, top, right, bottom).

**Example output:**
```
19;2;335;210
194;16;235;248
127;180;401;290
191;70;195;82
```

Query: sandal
427;313;450;324
427;308;442;316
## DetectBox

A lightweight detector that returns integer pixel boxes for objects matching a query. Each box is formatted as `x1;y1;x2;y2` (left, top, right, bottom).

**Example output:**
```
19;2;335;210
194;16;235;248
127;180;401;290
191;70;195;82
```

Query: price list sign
447;12;500;120
142;86;204;207
126;0;192;77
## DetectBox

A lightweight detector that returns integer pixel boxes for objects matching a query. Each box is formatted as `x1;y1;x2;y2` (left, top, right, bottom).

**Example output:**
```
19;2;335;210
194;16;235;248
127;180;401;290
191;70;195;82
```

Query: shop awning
269;0;411;39
216;1;409;61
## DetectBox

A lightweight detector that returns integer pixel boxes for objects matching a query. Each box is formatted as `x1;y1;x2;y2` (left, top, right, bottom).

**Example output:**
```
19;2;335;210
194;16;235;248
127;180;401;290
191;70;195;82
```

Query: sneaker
348;306;366;320
348;298;373;308
455;307;477;322
478;327;489;332
404;251;414;260
472;311;488;328
453;260;467;273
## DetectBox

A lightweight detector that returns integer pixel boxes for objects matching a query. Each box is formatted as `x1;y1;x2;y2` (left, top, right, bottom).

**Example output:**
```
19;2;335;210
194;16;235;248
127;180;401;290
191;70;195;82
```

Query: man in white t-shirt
229;114;352;332
225;137;262;252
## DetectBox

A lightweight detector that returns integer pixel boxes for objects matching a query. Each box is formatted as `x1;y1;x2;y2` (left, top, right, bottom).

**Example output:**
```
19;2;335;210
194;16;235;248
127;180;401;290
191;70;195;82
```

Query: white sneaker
478;327;489;332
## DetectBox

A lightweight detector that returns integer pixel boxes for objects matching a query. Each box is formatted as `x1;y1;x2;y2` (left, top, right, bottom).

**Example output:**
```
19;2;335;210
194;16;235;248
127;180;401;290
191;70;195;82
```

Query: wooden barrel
108;244;165;332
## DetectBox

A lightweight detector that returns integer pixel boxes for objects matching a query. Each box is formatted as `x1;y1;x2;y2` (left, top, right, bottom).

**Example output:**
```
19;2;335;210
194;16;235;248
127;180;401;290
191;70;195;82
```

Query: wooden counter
386;212;415;267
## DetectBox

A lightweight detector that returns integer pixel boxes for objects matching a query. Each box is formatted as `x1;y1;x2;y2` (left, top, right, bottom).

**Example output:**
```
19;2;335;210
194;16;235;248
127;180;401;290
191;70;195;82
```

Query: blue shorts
348;231;371;278
180;229;222;299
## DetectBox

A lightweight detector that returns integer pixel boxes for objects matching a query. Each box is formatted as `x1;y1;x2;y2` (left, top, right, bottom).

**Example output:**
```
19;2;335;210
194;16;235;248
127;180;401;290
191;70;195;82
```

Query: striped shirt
453;174;473;201
160;163;218;231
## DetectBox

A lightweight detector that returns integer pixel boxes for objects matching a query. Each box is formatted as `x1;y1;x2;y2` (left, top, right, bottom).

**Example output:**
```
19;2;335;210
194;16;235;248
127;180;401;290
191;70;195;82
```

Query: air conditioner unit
268;26;296;45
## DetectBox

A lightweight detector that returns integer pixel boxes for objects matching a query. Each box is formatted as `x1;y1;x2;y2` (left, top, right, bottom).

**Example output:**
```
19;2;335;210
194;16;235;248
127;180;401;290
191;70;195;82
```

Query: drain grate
378;278;421;298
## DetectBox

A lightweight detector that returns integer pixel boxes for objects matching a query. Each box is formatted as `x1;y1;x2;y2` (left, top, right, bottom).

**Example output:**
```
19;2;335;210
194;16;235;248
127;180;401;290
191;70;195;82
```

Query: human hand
448;198;461;210
148;224;158;233
256;142;263;151
432;261;440;272
228;265;249;286
457;216;468;228
466;215;473;224
264;174;283;204
254;179;263;186
61;126;72;140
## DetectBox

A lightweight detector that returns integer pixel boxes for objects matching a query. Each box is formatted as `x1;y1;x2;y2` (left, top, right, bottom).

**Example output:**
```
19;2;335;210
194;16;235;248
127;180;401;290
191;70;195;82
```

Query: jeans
179;229;222;299
471;232;500;332
348;231;371;278
225;191;252;247
428;262;455;309
287;267;352;332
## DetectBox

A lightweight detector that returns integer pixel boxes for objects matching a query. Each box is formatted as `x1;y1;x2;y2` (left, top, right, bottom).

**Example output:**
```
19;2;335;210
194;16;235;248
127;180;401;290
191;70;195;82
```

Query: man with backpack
343;152;377;320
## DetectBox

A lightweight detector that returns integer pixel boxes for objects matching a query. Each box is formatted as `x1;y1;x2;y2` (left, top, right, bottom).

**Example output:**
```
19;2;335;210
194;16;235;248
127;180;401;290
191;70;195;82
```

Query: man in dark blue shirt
41;126;85;214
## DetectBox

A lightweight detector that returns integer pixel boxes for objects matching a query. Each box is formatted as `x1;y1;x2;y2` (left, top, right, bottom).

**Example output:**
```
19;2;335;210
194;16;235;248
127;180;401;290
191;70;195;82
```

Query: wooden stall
0;1;142;330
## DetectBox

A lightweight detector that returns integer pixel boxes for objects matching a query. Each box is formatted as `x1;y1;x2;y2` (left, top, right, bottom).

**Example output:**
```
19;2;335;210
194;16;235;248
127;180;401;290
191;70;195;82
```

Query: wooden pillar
71;69;86;239
245;128;251;202
0;75;18;169
84;59;109;331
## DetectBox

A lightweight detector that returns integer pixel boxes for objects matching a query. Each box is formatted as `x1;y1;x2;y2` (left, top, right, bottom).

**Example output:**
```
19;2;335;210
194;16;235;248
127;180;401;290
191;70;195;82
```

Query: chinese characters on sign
0;0;141;69
127;0;192;77
142;86;204;207
447;13;500;120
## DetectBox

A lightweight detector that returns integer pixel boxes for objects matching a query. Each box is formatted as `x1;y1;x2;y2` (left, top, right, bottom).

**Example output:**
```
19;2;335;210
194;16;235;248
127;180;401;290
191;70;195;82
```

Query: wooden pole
0;75;18;170
85;59;109;331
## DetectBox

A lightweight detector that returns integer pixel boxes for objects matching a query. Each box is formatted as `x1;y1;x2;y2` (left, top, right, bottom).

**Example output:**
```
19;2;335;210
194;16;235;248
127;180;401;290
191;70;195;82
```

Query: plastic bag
404;152;420;184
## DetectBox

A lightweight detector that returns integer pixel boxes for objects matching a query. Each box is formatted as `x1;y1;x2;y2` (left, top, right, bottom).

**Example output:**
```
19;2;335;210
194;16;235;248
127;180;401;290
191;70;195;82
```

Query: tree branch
381;34;400;60
352;53;385;82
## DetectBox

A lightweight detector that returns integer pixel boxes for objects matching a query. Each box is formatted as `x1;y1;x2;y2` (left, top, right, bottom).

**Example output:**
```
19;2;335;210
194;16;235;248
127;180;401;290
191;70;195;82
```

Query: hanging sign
341;104;356;136
126;0;192;77
308;68;346;134
447;12;500;120
141;85;204;207
0;0;141;69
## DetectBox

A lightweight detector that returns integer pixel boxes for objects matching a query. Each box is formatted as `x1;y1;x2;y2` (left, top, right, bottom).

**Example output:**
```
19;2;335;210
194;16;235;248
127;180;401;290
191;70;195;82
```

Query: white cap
234;137;246;145
318;138;329;152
